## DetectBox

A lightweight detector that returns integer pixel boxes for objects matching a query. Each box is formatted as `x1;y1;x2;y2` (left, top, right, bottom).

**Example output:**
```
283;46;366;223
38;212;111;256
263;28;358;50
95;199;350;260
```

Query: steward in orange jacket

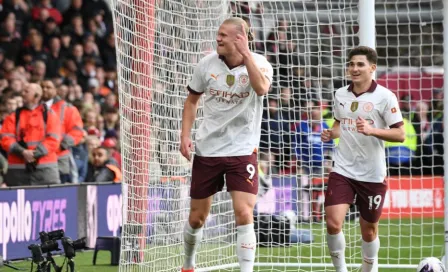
41;80;84;183
0;83;61;186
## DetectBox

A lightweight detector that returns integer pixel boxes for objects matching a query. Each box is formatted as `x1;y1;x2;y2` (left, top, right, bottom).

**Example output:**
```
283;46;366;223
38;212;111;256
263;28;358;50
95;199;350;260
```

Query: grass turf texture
3;218;442;272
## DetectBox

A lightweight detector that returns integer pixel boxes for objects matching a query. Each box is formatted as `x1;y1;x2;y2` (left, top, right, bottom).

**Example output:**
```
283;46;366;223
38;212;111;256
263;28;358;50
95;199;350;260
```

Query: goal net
110;0;445;271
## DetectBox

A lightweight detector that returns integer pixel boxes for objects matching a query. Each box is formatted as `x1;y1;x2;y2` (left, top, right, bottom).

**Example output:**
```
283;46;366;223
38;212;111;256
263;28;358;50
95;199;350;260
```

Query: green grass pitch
3;218;443;272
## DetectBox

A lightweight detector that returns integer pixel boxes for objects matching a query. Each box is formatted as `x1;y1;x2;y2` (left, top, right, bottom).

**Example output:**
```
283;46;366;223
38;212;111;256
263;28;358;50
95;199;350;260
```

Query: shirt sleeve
383;93;404;128
187;58;206;94
260;58;274;84
333;93;342;121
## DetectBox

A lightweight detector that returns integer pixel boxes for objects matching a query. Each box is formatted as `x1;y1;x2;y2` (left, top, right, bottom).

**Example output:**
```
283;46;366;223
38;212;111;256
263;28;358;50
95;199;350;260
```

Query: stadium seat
93;236;121;266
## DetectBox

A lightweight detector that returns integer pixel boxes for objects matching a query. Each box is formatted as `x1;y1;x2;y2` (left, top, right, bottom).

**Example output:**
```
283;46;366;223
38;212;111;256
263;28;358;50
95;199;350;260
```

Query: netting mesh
110;0;445;271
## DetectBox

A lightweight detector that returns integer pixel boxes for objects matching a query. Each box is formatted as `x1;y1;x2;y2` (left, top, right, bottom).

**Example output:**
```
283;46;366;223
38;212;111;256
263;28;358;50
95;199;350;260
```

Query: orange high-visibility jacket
0;104;61;168
106;163;122;183
51;97;84;157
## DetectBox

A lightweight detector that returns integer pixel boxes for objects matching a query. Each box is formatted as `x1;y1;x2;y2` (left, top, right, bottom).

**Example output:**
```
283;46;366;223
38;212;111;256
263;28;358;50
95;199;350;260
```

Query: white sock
183;222;203;269
362;236;380;272
236;223;256;272
327;232;348;272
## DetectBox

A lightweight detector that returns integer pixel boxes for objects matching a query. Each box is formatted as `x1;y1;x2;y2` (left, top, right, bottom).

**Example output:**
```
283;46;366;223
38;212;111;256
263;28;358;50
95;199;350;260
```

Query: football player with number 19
179;17;273;272
321;46;405;272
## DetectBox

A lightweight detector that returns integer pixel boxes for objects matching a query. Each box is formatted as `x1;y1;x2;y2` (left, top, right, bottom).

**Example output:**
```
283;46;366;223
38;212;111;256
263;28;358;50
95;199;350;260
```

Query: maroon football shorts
190;152;258;199
324;172;388;223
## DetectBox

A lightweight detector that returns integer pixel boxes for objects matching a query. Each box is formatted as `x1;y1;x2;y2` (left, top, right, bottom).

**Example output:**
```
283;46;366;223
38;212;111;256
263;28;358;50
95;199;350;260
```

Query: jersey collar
218;55;244;70
347;80;377;97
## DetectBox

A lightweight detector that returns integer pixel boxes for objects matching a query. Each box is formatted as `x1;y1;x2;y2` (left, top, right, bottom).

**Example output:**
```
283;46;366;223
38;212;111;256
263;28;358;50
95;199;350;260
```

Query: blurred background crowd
0;0;121;186
229;2;444;179
0;0;443;187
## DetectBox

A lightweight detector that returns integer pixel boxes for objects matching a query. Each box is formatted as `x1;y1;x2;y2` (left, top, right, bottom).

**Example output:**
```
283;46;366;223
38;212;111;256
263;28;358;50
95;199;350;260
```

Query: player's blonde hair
222;17;254;41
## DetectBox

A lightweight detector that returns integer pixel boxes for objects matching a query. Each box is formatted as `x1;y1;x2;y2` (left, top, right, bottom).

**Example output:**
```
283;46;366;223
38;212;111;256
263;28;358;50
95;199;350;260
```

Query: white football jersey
332;81;404;183
188;51;273;157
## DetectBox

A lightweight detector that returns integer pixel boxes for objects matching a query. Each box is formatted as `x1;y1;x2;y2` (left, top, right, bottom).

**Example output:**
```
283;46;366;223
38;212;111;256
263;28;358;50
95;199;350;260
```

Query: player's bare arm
180;92;202;161
356;116;405;142
321;120;340;142
234;24;270;96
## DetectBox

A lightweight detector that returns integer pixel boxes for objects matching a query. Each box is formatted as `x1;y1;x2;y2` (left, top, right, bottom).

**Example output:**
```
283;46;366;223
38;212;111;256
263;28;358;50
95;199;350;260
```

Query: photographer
0;83;61;186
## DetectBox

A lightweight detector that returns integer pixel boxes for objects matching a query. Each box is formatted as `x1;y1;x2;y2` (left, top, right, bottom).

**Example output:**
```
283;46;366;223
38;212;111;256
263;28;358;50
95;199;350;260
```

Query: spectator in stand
5;95;18;113
261;97;291;170
0;11;22;63
62;0;82;27
279;86;298;172
31;0;63;25
30;60;46;82
411;101;431;175
69;42;84;71
63;13;84;45
423;89;444;176
3;0;30;37
84;108;98;129
72;131;88;182
102;92;117;112
103;106;119;135
78;57;97;91
59;30;72;59
24;28;48;63
101;32;116;70
102;136;121;169
41;17;60;46
295;100;333;176
0;83;61;186
83;38;101;65
46;36;63;78
41;79;84;183
85;132;100;166
85;145;121;182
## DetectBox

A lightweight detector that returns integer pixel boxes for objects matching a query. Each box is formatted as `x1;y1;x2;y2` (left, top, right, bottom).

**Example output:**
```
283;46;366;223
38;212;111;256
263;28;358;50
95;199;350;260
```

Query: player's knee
188;212;207;229
361;227;377;242
326;216;343;234
234;208;253;226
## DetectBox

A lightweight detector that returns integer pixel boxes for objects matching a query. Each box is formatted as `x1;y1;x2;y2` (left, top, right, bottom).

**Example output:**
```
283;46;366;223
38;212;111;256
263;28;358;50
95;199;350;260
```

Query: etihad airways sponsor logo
209;88;250;104
340;117;374;132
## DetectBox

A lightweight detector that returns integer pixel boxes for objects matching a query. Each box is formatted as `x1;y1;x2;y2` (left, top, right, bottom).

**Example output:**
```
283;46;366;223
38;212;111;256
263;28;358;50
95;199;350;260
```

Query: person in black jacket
85;146;121;182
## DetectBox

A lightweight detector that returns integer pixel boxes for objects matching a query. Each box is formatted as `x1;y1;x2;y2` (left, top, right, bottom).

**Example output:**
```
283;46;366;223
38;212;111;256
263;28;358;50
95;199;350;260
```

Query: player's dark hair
348;46;378;64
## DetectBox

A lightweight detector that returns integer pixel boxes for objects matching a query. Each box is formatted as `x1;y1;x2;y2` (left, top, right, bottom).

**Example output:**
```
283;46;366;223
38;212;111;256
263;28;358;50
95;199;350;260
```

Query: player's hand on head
356;116;372;136
180;136;193;161
234;23;250;57
321;129;332;142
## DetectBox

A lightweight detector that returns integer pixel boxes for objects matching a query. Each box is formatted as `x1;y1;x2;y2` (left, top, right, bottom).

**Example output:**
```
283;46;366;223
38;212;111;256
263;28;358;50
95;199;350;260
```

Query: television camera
27;229;86;272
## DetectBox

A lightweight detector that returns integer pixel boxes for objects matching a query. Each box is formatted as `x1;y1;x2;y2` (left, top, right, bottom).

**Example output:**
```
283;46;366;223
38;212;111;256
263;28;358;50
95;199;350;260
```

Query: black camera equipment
28;230;65;272
61;237;87;272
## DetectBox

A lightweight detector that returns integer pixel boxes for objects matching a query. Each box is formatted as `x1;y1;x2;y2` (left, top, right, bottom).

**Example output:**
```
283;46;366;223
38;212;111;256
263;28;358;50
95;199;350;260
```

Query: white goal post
108;0;448;271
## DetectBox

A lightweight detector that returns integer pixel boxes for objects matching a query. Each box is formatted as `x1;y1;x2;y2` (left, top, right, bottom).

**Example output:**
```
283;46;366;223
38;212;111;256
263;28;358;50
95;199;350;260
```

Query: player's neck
352;79;373;94
222;54;244;69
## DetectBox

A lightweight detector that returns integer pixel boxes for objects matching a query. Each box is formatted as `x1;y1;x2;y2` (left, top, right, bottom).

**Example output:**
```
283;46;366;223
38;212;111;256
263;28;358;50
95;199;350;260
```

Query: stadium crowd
0;0;121;186
0;0;443;187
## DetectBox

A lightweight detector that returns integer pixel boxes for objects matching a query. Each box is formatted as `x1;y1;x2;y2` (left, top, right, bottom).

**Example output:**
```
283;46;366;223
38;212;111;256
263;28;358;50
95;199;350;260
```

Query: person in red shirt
41;80;84;183
0;83;61;186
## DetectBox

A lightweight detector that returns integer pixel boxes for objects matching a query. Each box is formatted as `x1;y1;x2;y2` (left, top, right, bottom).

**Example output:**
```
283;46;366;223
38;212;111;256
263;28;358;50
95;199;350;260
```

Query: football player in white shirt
179;17;273;272
321;46;405;272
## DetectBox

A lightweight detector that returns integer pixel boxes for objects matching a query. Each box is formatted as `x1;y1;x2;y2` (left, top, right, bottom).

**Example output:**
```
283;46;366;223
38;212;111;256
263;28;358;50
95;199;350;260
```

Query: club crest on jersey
226;75;235;87
363;102;374;112
239;74;249;87
350;101;359;112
